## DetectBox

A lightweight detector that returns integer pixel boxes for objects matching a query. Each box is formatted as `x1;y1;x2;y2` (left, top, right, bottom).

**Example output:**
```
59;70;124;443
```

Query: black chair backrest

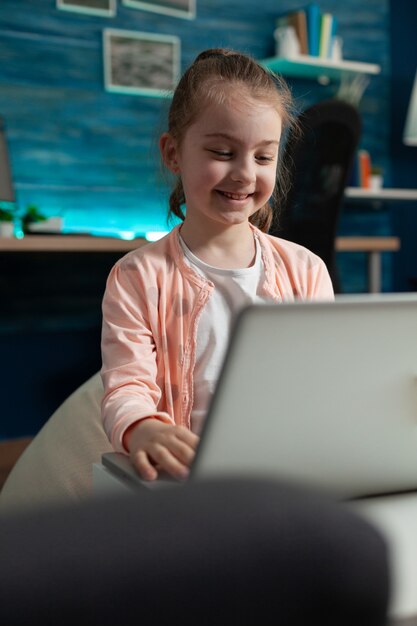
271;99;361;291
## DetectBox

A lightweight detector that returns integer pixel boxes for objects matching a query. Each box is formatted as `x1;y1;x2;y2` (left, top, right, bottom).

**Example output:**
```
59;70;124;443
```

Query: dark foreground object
0;478;389;626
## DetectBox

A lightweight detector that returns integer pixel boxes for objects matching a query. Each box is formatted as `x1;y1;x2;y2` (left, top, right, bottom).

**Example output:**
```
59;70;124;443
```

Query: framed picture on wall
122;0;196;20
57;0;116;17
103;29;181;97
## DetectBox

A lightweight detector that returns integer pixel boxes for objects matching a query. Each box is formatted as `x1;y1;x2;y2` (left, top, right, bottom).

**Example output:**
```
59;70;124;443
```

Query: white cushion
349;493;417;622
0;372;113;513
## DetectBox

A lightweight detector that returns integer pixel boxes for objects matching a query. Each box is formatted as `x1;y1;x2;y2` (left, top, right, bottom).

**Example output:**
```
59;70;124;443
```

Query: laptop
102;293;417;499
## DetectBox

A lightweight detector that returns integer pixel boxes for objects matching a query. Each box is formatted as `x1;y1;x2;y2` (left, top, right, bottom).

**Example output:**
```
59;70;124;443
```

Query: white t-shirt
180;235;267;435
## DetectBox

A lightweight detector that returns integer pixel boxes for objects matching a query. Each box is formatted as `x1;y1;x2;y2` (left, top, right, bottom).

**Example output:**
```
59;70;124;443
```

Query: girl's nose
230;157;256;184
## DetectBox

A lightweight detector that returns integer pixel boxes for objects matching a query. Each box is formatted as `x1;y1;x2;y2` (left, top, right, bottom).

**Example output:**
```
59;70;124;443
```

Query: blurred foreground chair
271;98;361;291
0;478;389;626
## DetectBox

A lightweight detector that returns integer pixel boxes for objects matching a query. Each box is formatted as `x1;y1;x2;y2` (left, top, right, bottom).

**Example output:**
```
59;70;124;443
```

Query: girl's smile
215;189;254;203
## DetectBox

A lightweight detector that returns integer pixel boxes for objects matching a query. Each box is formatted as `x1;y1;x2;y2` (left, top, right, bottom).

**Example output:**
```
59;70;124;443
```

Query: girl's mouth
217;190;253;200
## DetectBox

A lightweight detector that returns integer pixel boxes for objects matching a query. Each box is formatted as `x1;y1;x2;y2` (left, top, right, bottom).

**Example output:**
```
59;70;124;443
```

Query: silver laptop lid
191;294;417;498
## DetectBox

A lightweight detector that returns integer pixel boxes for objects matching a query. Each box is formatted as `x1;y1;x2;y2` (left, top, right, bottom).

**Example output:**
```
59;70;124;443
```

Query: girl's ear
159;133;180;174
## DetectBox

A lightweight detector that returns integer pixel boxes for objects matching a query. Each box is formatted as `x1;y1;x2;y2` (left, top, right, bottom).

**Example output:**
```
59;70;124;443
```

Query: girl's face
161;92;282;232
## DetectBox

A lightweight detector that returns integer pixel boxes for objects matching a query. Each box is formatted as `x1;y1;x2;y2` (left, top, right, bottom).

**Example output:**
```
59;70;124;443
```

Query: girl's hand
123;418;200;481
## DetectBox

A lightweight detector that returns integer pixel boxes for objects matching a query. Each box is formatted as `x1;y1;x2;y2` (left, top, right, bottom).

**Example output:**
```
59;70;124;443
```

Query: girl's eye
207;150;275;162
256;155;275;163
209;150;232;158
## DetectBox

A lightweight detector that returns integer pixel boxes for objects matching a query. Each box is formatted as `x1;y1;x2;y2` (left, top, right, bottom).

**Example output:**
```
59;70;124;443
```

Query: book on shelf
319;12;335;58
358;150;372;189
348;154;359;187
276;9;308;55
348;150;373;188
305;2;321;56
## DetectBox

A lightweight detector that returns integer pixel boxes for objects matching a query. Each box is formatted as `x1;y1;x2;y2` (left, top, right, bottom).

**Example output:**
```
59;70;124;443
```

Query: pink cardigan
101;225;334;452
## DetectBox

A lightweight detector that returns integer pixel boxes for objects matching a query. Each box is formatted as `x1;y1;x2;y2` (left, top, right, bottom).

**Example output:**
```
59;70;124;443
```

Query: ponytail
169;178;186;222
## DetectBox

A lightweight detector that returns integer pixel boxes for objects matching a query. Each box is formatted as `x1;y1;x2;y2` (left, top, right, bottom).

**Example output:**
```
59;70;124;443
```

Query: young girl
101;48;334;482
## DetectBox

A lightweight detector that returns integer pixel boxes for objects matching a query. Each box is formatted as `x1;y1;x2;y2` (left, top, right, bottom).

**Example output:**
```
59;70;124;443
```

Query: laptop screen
191;295;417;498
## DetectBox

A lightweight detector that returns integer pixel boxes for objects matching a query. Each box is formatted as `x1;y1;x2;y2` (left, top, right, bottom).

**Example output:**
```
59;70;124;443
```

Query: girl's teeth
223;192;248;200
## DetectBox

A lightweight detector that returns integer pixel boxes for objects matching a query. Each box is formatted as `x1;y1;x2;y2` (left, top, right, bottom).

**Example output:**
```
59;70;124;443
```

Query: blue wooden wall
0;0;391;248
1;0;412;439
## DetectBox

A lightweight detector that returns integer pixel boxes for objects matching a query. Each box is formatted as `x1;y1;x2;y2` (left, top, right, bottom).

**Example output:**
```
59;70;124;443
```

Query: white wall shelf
261;55;381;82
344;188;417;202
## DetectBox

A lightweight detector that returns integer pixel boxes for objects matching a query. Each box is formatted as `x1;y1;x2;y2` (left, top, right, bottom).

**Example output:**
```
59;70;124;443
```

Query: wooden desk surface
0;235;148;252
335;236;400;253
0;235;401;253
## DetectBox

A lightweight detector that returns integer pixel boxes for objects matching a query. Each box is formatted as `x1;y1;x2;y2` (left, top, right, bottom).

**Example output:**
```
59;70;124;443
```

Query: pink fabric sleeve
308;256;335;300
100;260;173;453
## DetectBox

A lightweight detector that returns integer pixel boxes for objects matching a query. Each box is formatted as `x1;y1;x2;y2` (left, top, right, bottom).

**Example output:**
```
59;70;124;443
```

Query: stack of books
276;3;338;59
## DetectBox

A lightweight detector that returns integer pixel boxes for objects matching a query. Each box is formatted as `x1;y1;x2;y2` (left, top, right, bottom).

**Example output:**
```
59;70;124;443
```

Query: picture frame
103;29;181;97
57;0;116;17
122;0;196;20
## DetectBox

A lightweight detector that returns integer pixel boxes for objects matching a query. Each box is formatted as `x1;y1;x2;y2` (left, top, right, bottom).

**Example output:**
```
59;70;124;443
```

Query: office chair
271;99;361;291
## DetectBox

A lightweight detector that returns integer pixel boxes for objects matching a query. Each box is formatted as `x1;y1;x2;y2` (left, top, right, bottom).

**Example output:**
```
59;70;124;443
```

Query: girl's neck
180;220;256;269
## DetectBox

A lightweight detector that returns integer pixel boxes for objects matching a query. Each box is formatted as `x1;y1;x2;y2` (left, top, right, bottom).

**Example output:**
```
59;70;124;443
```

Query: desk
335;236;401;293
0;234;147;252
350;493;417;626
0;234;400;293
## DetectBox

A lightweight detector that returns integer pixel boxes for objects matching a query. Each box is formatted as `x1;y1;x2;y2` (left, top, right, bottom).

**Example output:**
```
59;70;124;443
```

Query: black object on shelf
270;98;362;292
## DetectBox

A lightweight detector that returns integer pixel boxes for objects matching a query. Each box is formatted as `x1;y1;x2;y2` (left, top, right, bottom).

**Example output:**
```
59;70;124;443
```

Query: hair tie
194;48;237;63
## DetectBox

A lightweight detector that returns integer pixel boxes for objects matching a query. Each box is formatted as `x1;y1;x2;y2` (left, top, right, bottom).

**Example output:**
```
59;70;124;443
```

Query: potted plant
370;166;384;191
21;205;47;234
0;206;15;237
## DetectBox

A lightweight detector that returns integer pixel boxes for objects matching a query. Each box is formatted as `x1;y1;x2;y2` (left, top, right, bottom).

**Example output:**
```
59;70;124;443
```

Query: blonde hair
165;48;298;233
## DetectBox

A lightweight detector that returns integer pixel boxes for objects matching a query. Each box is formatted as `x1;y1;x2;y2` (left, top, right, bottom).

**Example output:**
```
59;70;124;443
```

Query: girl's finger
131;449;158;481
149;443;189;480
164;436;196;466
175;425;200;449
